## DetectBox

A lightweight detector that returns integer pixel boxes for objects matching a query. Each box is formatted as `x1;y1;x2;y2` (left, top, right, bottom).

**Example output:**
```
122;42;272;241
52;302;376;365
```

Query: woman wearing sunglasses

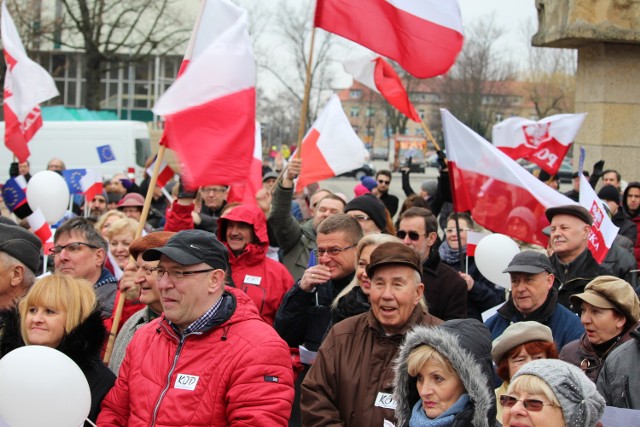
491;321;559;423
502;359;605;427
559;276;640;382
393;319;496;427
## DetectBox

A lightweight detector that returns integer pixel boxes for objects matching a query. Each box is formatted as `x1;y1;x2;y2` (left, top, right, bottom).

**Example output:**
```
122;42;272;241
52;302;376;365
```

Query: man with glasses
397;207;467;320
485;251;583;351
98;229;294;426
373;170;399;217
274;214;363;424
53;217;117;318
164;182;229;234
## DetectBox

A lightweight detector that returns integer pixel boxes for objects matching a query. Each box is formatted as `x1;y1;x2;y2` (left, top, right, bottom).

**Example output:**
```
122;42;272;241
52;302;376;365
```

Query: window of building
350;107;360;117
350;89;362;99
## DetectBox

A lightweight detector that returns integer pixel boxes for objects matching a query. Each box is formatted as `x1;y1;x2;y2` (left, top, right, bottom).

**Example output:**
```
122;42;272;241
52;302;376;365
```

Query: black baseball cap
503;250;553;275
143;229;228;270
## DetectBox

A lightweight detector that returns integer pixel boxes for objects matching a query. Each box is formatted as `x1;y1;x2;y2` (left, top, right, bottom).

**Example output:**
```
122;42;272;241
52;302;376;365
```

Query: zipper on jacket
623;376;631;408
150;324;188;427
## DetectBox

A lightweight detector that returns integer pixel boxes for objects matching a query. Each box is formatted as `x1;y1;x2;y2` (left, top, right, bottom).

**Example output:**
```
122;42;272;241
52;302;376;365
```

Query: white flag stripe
387;0;463;33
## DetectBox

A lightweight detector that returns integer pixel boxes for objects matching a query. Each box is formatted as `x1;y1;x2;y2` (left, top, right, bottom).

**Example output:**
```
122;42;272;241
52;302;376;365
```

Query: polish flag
154;0;255;189
227;122;262;205
492;113;586;176
442;109;575;247
343;55;420;122
26;208;53;253
315;0;463;79
1;1;59;162
80;169;103;202
295;95;369;192
466;231;487;257
146;158;175;189
579;166;618;263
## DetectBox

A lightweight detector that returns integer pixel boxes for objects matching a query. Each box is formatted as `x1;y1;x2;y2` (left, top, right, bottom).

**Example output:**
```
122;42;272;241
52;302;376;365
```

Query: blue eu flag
62;169;87;194
97;145;115;163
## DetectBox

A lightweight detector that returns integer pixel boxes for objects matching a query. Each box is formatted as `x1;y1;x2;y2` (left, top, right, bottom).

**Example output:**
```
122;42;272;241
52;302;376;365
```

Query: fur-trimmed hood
0;308;107;372
393;319;496;427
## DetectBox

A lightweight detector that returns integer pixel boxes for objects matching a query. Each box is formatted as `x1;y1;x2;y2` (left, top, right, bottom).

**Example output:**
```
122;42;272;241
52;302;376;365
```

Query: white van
0;121;152;182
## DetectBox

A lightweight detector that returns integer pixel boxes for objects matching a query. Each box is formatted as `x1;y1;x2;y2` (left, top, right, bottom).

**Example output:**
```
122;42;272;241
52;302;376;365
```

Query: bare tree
521;21;576;118
438;17;516;138
257;0;336;134
7;0;191;110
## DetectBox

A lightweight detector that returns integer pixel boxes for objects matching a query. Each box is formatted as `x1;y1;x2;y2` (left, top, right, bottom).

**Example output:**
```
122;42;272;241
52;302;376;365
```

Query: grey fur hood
393;319;496;427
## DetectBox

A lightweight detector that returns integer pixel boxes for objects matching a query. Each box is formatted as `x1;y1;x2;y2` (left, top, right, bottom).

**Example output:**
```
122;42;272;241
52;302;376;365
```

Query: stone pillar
533;0;640;183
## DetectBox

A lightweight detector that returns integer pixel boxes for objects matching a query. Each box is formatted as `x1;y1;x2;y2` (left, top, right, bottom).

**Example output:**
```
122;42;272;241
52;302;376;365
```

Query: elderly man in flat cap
0;223;42;309
301;241;442;427
546;205;611;314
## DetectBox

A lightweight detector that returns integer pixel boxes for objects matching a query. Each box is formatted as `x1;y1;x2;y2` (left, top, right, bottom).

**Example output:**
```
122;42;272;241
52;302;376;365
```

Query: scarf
498;288;559;323
438;240;465;266
409;393;471;427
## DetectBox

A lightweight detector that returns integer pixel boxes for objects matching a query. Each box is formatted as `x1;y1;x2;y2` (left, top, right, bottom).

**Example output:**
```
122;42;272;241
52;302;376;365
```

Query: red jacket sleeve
97;335;134;426
164;201;195;232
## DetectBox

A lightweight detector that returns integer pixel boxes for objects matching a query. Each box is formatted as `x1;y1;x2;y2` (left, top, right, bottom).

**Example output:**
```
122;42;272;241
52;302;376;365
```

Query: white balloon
26;170;70;224
0;346;91;427
474;233;520;289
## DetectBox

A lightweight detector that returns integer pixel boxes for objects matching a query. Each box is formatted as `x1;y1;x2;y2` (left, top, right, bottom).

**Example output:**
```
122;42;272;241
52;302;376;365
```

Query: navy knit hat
344;194;387;233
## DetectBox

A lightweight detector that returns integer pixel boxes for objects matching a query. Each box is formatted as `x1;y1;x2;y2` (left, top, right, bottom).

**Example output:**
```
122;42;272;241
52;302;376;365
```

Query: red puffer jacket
97;288;294;427
217;205;294;325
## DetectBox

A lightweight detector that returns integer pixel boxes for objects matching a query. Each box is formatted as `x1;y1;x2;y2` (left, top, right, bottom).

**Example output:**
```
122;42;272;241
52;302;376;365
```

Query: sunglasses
396;230;425;241
499;394;559;411
377;180;390;184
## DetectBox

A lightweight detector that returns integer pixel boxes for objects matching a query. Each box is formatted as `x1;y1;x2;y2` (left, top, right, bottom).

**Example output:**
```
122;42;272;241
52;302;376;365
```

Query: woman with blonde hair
0;275;116;425
95;209;126;239
105;217;138;271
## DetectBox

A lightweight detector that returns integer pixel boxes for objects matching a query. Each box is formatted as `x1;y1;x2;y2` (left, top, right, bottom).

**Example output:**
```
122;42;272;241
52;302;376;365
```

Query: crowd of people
1;154;640;426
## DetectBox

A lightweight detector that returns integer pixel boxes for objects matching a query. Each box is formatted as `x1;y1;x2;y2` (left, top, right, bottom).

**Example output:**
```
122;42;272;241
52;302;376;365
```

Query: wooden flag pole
419;120;442;152
103;144;168;364
294;26;317;160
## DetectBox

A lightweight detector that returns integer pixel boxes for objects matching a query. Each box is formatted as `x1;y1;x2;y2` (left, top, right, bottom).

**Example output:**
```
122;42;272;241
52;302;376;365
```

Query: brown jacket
301;306;443;427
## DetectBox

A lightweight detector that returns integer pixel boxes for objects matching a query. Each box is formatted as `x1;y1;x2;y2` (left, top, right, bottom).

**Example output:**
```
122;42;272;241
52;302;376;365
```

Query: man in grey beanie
0;223;42;309
508;359;605;427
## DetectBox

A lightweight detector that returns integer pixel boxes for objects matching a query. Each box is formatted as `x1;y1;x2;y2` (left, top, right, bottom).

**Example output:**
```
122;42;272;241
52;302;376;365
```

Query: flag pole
103;144;168;364
419;120;441;152
294;26;317;159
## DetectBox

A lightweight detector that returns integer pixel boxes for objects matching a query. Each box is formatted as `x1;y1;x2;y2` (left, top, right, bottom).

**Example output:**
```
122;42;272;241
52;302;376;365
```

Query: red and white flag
146;158;175;189
26;208;53;253
80;169;103;202
315;0;463;79
295;95;369;192
466;231;486;257
492;113;586;175
579;173;618;263
343;55;420;122
153;0;255;189
442;109;575;246
1;1;59;162
227;122;262;205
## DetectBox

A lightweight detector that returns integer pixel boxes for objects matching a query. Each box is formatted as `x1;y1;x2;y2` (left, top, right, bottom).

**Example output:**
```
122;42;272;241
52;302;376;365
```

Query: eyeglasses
351;214;371;222
313;245;356;257
154;267;214;281
138;265;156;276
499;395;559;411
396;230;426;241
201;187;227;194
377;180;390;185
444;228;470;234
49;242;99;255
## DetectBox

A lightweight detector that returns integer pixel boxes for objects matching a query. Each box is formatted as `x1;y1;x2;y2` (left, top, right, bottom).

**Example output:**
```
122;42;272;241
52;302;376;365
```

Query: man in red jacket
217;204;294;325
97;229;294;426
